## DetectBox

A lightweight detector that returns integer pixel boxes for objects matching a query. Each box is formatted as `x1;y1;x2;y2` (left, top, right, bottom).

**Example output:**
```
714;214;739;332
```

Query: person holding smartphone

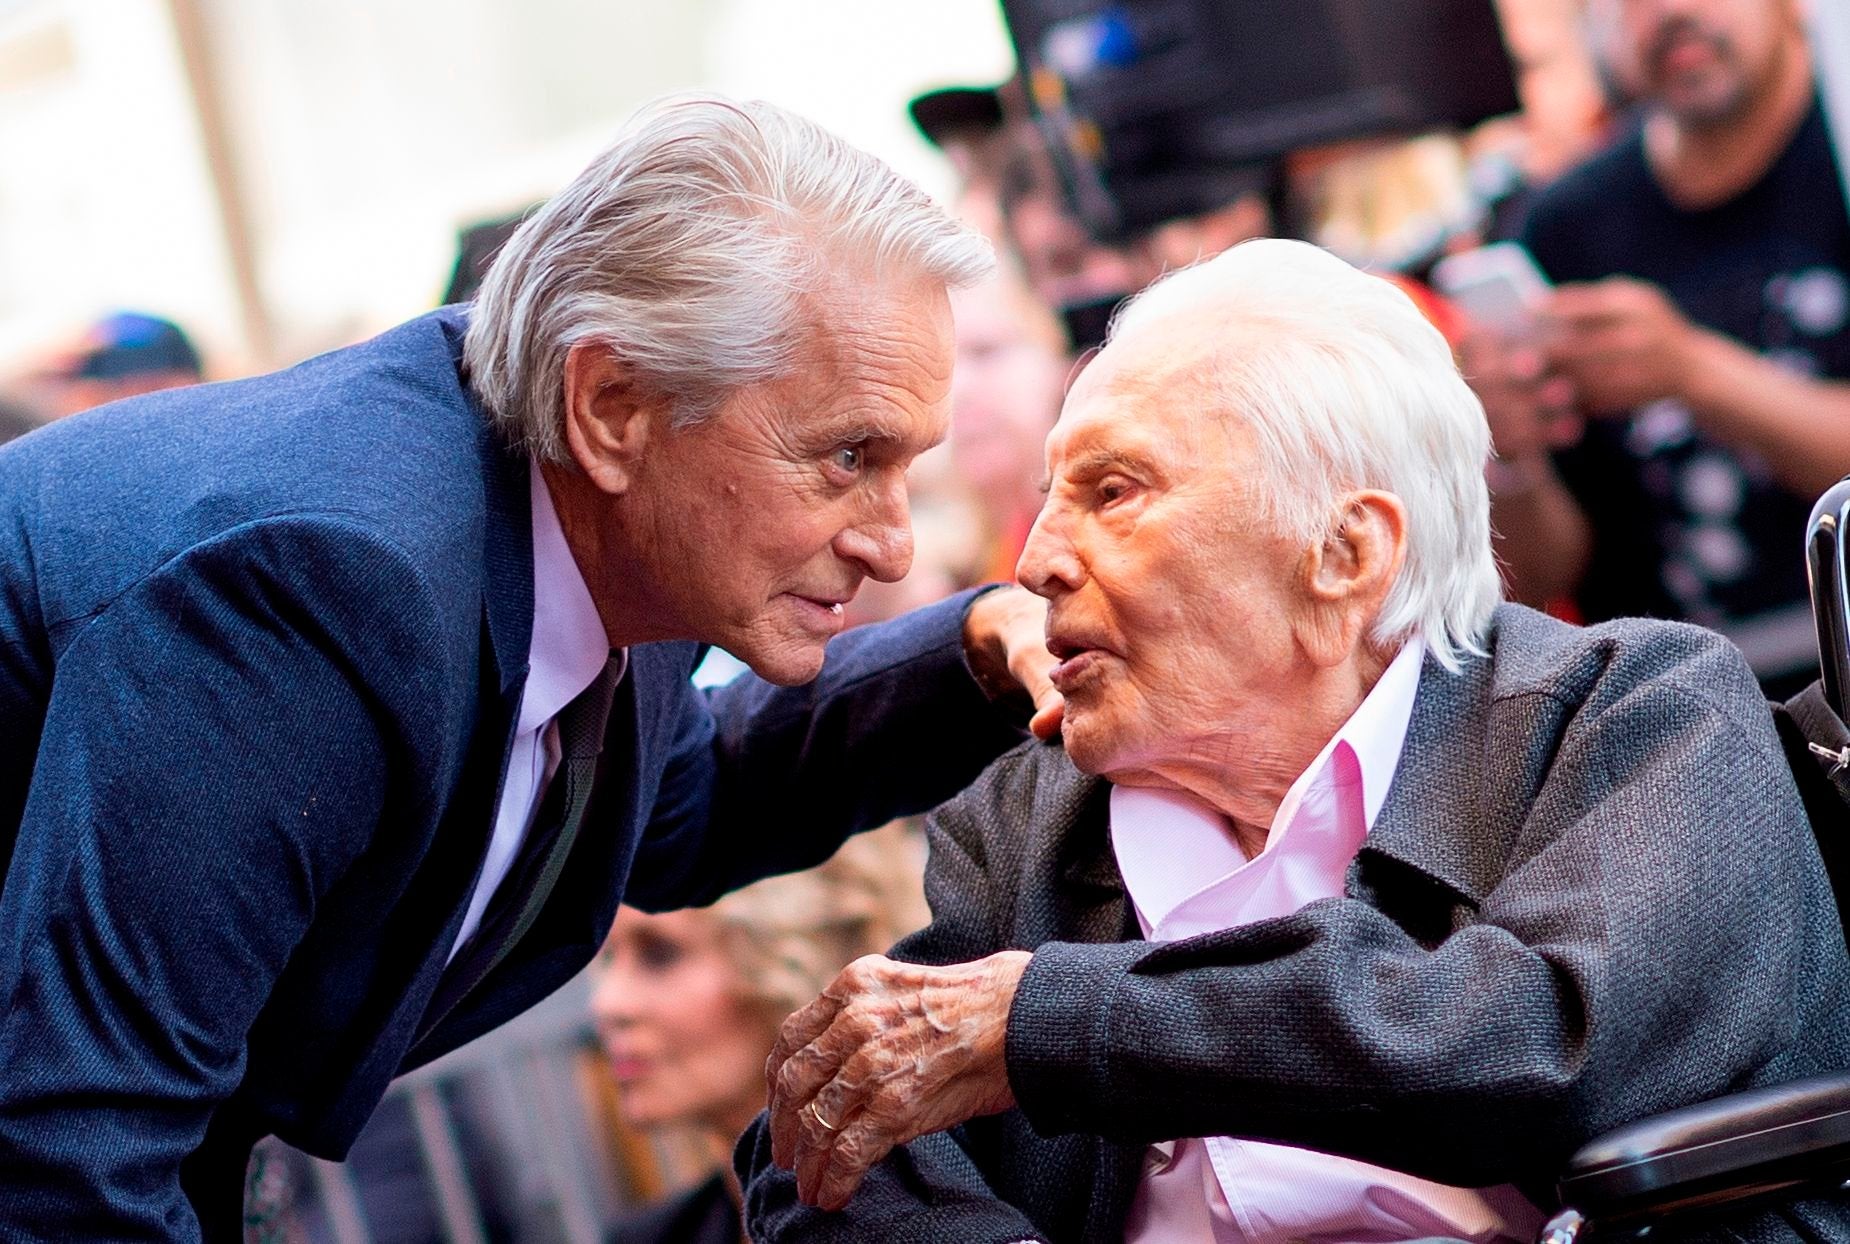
1462;0;1850;697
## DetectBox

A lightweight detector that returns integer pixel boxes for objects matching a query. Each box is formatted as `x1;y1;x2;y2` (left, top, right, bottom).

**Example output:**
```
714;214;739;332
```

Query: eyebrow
802;413;935;454
1059;447;1151;481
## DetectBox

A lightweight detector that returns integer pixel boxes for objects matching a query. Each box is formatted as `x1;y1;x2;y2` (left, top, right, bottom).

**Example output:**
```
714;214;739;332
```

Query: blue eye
831;445;865;474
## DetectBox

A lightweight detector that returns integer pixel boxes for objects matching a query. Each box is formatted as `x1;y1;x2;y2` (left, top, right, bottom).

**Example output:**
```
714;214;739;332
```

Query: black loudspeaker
1000;0;1521;240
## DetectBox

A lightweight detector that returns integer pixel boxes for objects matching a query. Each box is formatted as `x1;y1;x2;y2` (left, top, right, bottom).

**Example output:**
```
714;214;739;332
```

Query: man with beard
1471;0;1850;697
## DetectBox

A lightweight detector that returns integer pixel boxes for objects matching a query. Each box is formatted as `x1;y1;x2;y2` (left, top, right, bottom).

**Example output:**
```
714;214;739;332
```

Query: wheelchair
1526;481;1850;1241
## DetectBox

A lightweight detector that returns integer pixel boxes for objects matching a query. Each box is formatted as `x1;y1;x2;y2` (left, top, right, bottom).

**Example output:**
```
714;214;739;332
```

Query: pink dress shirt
1112;640;1543;1243
447;461;620;961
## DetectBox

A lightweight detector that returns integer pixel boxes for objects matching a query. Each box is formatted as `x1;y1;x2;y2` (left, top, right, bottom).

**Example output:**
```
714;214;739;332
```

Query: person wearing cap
909;78;1268;355
26;310;204;419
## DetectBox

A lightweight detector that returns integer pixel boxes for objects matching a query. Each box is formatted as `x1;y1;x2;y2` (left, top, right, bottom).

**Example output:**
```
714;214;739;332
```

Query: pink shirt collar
1110;637;1425;936
522;460;617;731
1108;638;1542;1242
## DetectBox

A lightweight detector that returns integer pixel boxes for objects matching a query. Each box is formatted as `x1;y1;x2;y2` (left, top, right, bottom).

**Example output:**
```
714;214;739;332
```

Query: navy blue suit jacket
0;308;1021;1240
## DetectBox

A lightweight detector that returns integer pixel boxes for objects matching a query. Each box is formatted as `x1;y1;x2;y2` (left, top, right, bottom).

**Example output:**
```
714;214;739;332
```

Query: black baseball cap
907;84;1006;149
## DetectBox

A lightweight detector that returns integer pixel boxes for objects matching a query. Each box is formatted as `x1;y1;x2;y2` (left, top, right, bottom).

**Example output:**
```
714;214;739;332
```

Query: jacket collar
1360;621;1510;908
435;305;533;695
1050;767;1120;894
1043;613;1515;912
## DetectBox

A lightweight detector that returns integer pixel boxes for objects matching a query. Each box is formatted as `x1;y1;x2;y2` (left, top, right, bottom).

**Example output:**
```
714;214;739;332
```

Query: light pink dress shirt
1111;639;1543;1243
447;461;620;962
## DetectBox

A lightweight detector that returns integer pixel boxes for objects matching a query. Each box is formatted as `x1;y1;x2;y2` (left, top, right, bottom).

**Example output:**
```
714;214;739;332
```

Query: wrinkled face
949;281;1068;502
621;275;954;684
1016;320;1313;782
590;907;772;1133
1596;0;1796;126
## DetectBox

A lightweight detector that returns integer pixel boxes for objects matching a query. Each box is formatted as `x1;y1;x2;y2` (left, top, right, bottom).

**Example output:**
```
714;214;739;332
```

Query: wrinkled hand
1542;277;1702;415
962;586;1062;739
1457;326;1582;466
765;950;1032;1210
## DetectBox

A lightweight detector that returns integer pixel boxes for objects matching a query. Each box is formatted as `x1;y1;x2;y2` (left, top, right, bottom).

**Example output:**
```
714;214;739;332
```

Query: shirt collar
1257;636;1425;849
521;460;619;732
1109;637;1427;928
1330;634;1426;832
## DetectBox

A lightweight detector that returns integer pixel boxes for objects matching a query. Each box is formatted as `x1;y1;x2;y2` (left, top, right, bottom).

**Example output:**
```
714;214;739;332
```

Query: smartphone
1431;242;1553;338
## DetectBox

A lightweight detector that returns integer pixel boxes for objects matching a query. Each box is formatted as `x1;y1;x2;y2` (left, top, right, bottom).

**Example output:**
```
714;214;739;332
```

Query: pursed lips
1046;626;1119;691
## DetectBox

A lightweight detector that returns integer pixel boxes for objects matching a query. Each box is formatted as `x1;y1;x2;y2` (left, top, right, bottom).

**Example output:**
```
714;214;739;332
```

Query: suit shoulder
942;735;1088;812
23;312;491;532
1486;604;1766;721
928;737;1097;859
0;314;503;630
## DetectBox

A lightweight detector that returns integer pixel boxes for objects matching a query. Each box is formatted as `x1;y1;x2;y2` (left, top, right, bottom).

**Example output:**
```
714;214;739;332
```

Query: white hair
464;94;995;461
1110;238;1501;671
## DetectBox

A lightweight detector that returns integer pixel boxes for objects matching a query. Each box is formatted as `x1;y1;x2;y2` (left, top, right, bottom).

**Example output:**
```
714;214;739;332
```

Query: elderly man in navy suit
0;96;1054;1240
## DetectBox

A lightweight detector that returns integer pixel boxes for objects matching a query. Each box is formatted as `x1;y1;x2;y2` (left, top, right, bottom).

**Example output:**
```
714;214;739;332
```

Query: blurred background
0;0;1012;375
3;0;1844;1240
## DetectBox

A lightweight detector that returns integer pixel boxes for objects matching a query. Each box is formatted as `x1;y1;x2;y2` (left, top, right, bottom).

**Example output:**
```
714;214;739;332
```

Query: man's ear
1295;489;1408;665
560;342;665;496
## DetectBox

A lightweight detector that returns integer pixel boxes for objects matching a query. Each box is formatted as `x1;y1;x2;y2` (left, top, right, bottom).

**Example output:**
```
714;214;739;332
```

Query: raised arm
623;587;1048;911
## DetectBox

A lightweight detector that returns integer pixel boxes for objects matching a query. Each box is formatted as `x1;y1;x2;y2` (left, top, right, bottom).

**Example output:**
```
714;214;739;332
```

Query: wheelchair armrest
1557;1074;1850;1225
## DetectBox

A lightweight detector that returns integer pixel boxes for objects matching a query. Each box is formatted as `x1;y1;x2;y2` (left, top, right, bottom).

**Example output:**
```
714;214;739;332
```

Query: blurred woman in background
947;275;1071;584
591;827;926;1244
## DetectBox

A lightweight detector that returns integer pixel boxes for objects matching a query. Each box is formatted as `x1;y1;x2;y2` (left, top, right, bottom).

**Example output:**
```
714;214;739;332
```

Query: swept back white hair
1110;238;1501;670
464;94;995;462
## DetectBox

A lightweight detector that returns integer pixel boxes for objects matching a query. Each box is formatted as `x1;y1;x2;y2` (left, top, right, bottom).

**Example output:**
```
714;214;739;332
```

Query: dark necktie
422;652;625;1031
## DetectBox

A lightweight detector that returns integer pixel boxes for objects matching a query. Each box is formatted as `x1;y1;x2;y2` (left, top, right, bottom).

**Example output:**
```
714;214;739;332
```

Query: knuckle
869;1080;906;1121
841;953;884;987
837;1131;873;1167
775;1055;814;1102
839;1047;881;1088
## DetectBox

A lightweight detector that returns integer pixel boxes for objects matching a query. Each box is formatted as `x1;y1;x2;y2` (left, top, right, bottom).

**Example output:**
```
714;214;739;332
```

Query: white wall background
0;0;1014;374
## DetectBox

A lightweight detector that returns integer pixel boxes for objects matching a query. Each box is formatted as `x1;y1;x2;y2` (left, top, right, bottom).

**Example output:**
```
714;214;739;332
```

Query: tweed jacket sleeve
1005;612;1850;1191
738;742;1055;1243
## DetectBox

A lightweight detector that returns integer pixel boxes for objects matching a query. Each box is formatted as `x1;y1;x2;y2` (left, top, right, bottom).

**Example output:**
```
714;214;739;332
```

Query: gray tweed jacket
742;605;1850;1243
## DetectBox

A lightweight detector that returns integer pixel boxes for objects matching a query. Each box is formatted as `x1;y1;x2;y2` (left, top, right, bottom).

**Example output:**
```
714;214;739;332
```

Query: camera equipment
998;0;1520;241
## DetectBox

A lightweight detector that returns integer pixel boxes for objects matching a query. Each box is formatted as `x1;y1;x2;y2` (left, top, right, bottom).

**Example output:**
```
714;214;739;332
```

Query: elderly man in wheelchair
739;239;1850;1243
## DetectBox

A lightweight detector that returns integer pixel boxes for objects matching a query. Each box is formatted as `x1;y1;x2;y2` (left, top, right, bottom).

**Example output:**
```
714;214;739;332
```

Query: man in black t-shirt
1470;0;1850;695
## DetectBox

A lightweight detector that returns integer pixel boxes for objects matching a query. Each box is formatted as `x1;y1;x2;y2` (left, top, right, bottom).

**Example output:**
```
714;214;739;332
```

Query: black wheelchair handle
1805;477;1850;720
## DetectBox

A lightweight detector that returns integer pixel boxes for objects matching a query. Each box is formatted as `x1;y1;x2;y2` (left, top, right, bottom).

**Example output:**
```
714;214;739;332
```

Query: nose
590;967;630;1030
834;470;914;584
1016;505;1081;599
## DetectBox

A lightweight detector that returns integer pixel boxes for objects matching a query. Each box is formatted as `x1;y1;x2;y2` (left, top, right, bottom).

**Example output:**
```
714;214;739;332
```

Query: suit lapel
478;435;534;698
1357;616;1521;910
1048;768;1139;943
401;353;540;1055
409;656;647;1062
1086;1138;1148;1243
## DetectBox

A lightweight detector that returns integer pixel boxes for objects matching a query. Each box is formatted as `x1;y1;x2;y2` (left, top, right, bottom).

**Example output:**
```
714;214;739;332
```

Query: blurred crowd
3;0;1845;1238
